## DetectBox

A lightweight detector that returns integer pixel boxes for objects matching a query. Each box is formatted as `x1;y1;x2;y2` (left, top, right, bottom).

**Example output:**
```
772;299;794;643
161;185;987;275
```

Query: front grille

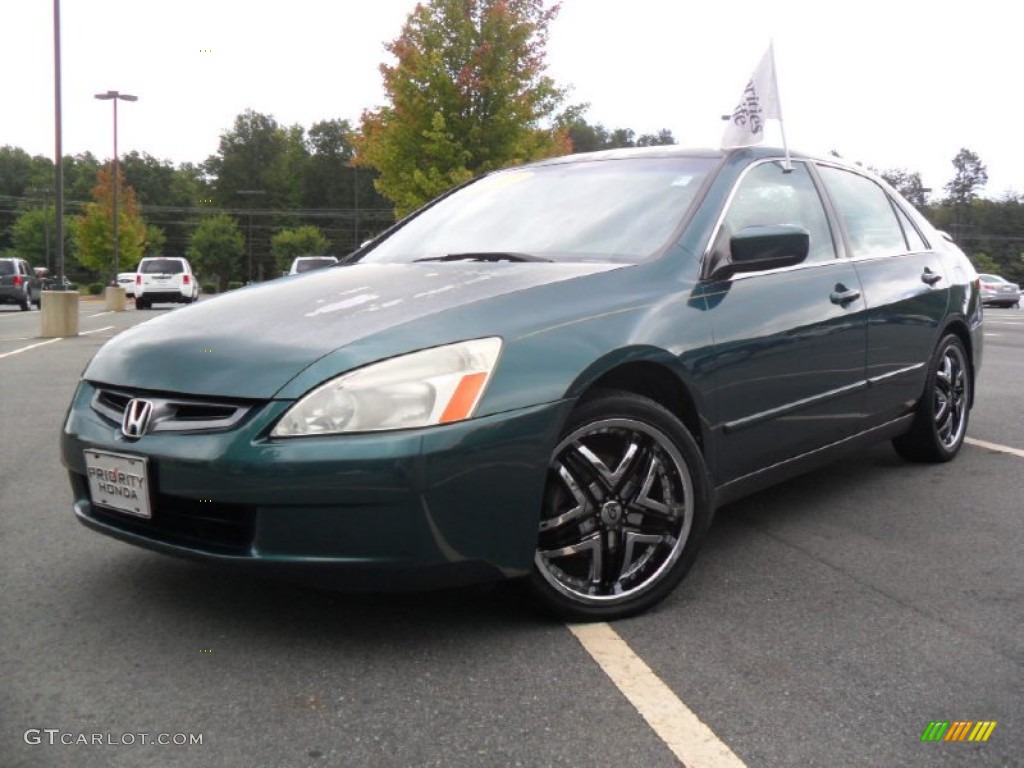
90;491;256;556
91;386;255;433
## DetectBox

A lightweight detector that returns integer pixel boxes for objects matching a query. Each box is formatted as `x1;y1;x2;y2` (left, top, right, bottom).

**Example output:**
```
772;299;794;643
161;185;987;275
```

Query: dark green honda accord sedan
62;146;983;620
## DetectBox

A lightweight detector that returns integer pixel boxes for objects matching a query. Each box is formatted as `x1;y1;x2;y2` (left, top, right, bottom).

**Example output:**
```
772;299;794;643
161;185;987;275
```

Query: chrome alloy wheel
933;342;968;450
535;418;694;606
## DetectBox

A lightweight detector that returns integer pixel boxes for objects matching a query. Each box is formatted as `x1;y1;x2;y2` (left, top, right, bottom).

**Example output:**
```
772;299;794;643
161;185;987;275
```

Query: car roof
520;144;839;168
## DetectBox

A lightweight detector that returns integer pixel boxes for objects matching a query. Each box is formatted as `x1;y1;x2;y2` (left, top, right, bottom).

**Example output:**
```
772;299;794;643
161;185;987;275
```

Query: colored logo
921;721;997;742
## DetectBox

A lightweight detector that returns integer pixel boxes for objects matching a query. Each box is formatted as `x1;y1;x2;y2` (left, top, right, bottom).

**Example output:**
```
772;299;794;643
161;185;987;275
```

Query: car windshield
0;261;14;275
140;259;184;274
295;258;336;272
358;156;718;264
979;274;1006;283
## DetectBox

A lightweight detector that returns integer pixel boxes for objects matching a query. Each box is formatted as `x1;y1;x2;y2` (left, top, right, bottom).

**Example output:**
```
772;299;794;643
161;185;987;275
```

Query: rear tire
892;334;970;463
135;298;149;310
529;390;712;621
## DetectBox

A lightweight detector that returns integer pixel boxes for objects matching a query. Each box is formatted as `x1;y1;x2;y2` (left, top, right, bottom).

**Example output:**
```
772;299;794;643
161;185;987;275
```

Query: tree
204;109;305;209
186;215;244;290
879;168;928;208
303;119;357;210
72;165;147;280
358;0;570;216
968;251;999;274
144;224;166;257
10;206;77;271
554;110;675;153
637;129;677;147
944;148;988;206
204;110;309;276
271;226;330;272
122;152;205;255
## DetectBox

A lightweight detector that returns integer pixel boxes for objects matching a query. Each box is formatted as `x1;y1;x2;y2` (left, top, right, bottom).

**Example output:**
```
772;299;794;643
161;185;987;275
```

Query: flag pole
770;41;792;172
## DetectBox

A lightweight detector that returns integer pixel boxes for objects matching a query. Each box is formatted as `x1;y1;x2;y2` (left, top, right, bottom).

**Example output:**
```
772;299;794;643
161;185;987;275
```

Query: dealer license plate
84;449;152;519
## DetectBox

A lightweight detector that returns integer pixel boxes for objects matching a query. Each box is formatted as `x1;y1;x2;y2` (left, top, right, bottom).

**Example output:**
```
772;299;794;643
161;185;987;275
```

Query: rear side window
140;259;185;274
817;166;907;257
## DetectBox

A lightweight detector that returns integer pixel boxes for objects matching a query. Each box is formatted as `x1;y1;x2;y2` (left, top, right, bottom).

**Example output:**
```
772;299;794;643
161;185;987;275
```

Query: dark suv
0;258;41;311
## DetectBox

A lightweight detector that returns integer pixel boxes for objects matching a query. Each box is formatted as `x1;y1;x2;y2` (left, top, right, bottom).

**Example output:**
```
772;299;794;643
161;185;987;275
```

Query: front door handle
921;268;943;286
830;284;861;305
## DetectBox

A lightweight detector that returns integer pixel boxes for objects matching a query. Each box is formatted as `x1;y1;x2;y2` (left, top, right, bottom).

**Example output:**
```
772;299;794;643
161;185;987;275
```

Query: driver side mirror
706;224;810;280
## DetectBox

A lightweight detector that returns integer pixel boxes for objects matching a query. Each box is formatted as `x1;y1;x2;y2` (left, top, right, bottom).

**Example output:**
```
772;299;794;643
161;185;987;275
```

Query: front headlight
271;337;503;437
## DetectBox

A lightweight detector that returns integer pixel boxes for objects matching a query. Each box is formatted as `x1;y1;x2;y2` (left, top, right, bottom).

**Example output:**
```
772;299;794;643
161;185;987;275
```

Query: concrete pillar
104;285;127;311
40;291;80;337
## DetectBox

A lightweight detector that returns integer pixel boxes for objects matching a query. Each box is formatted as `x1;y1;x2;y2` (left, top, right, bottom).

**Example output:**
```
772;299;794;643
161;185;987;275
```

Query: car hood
85;261;619;399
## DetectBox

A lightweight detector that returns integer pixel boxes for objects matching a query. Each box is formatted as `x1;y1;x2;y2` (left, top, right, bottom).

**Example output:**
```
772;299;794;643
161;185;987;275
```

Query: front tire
529;391;712;621
892;334;971;463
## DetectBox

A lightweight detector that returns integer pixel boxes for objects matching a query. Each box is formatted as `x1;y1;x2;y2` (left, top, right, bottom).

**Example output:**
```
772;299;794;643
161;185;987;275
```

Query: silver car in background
978;273;1021;308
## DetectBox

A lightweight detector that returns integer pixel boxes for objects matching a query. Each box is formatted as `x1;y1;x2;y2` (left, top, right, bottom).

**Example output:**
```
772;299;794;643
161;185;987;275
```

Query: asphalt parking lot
1;300;1021;768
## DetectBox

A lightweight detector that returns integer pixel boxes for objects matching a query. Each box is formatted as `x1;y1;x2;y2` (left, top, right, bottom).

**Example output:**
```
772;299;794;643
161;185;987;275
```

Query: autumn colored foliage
358;0;571;217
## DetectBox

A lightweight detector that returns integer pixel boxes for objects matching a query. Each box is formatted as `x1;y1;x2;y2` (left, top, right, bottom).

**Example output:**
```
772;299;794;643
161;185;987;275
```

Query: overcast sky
2;0;1018;198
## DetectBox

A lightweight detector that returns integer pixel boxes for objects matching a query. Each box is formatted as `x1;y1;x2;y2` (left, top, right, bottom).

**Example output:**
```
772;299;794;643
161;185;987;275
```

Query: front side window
359;157;718;265
818;166;907;258
720;160;836;263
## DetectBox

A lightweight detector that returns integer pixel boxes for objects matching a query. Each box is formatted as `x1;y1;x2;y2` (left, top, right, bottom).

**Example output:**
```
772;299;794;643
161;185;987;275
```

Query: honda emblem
122;399;154;438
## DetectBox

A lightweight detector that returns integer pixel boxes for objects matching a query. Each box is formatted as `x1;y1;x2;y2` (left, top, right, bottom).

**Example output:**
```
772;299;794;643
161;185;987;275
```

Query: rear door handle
830;284;861;305
921;268;943;286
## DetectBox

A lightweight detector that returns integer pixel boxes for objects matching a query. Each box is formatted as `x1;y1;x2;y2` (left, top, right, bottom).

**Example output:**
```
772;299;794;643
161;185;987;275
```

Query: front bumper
63;380;572;589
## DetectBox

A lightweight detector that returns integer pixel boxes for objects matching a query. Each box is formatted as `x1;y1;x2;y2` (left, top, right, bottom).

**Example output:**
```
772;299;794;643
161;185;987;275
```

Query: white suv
134;257;199;309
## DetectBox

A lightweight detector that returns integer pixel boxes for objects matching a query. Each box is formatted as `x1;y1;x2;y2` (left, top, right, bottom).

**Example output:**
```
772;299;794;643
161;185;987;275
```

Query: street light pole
237;190;265;283
53;0;64;286
94;90;137;283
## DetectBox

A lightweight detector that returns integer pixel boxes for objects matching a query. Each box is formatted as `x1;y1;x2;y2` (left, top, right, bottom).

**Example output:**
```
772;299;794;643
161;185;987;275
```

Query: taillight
13;275;23;287
182;274;190;284
136;275;141;285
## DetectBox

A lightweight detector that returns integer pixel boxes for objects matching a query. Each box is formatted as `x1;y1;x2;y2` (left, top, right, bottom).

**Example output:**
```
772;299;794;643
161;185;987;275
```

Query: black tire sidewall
895;333;970;463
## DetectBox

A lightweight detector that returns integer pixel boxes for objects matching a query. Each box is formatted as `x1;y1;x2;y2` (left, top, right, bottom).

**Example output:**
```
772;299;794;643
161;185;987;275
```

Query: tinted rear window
140;259;184;274
0;261;14;276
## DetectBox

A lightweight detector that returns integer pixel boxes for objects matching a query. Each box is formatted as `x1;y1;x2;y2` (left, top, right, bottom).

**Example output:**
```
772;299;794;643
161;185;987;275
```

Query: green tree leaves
358;0;570;217
72;165;147;279
945;148;988;206
186;214;244;290
271;226;330;273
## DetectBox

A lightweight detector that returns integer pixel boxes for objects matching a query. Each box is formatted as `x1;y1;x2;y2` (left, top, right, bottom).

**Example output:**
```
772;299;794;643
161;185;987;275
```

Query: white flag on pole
722;44;782;148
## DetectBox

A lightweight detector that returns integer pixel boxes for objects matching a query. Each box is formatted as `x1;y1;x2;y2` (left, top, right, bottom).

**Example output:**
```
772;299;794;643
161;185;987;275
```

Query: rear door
703;159;868;483
140;258;184;294
814;165;949;429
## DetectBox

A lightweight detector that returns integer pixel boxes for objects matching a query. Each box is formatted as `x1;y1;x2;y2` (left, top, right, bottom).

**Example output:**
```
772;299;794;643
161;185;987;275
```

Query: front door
702;159;868;483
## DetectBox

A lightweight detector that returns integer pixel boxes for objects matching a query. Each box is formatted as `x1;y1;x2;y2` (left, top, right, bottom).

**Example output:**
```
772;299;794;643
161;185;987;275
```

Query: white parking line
0;337;62;359
569;622;746;768
965;437;1024;460
81;325;115;336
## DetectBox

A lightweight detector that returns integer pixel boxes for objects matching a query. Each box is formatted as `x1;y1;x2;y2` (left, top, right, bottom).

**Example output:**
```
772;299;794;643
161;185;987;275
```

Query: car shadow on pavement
79;548;551;644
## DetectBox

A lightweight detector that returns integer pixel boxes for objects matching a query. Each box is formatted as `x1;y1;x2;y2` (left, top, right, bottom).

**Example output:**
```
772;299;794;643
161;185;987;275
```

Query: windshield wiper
414;252;553;263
